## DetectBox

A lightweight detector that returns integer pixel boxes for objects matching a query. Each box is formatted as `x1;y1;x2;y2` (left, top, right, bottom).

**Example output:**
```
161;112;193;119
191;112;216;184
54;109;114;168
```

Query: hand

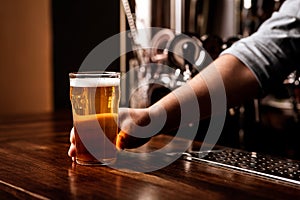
68;108;152;160
116;107;151;149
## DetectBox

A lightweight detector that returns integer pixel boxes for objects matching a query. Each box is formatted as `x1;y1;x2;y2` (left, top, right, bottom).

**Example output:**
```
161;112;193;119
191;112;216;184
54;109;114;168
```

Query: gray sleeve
221;0;300;96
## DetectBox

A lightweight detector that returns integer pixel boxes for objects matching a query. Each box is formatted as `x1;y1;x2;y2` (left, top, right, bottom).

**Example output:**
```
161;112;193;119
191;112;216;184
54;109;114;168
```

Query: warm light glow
135;0;151;47
135;0;151;29
244;0;252;9
175;0;182;33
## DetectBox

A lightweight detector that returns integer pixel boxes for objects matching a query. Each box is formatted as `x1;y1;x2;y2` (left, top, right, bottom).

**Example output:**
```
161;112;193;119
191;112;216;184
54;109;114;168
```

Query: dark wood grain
0;111;300;199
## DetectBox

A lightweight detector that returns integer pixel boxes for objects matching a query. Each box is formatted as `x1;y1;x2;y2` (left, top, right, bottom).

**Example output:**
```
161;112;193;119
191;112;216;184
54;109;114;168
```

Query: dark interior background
51;0;120;111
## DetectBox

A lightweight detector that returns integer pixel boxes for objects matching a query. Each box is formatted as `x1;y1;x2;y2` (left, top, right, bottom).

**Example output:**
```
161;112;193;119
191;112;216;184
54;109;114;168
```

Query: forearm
212;54;261;106
150;54;261;133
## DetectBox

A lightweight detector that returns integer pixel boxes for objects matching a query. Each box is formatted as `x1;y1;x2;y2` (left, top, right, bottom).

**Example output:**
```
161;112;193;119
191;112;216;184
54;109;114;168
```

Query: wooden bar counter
0;111;300;199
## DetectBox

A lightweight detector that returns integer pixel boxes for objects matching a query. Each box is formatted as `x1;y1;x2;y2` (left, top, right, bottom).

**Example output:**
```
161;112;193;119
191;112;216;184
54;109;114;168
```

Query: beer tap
285;70;300;122
182;41;195;81
121;0;147;67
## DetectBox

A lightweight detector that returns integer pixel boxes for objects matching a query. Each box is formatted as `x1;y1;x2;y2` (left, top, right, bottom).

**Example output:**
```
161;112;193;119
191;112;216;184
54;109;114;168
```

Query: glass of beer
69;71;120;165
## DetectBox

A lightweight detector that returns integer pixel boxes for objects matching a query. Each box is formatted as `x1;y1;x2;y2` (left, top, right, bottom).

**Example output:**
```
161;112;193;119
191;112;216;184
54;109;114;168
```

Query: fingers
68;144;76;161
68;127;76;161
117;108;152;149
70;127;76;144
115;131;125;150
116;130;151;150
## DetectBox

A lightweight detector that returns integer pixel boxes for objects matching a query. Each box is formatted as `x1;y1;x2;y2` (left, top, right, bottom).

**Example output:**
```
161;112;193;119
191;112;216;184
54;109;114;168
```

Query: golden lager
69;72;120;165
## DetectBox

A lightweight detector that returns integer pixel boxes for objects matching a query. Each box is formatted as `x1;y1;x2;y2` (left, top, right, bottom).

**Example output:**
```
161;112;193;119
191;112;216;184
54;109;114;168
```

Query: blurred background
0;0;120;116
0;0;285;116
2;0;299;159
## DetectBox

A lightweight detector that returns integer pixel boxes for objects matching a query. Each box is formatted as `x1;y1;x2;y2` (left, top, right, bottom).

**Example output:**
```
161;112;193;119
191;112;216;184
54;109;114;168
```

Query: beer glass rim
69;71;120;78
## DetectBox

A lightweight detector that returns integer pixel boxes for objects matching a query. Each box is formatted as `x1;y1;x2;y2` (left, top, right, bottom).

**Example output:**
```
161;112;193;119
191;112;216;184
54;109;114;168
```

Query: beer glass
69;71;120;165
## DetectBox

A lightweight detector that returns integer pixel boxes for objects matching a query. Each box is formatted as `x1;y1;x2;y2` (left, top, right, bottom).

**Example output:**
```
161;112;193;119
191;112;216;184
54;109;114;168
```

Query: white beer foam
70;78;120;87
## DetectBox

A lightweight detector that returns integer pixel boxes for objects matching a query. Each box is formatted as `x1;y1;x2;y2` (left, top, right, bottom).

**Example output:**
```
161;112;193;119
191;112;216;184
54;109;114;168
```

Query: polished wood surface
0;112;300;199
